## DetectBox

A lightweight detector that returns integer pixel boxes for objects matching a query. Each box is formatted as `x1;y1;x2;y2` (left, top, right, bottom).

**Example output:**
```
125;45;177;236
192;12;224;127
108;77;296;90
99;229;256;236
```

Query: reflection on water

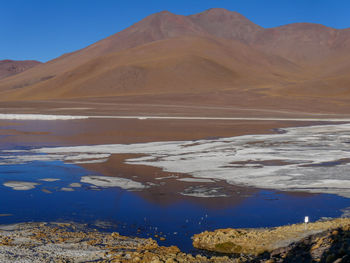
1;160;350;252
4;123;350;197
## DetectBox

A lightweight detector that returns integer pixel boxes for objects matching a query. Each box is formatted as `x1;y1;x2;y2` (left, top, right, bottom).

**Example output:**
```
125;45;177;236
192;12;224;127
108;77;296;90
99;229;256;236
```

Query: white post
304;216;309;230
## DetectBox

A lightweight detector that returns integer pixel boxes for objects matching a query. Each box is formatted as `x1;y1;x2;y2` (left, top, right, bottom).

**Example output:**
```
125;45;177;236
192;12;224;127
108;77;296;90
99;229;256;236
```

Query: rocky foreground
0;222;232;263
193;218;350;262
1;219;350;262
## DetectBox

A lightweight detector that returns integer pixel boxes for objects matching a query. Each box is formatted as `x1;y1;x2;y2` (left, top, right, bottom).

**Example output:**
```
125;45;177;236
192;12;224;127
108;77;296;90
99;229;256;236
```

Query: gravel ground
0;222;234;263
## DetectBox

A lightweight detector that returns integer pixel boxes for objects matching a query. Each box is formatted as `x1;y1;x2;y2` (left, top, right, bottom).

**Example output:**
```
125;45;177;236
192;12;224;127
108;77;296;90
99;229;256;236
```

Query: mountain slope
0;36;301;100
253;23;342;64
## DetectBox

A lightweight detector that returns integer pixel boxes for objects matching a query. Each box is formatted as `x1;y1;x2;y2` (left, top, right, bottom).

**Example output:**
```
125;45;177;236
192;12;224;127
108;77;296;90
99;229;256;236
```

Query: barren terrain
1;8;350;115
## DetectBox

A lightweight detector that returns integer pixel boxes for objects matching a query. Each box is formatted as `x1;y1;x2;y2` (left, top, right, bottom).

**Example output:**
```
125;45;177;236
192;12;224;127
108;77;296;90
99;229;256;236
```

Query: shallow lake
1;119;350;252
1;159;350;252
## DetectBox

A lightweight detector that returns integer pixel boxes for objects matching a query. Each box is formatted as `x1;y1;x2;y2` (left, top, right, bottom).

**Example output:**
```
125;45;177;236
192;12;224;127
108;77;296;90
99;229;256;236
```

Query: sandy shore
2;93;350;118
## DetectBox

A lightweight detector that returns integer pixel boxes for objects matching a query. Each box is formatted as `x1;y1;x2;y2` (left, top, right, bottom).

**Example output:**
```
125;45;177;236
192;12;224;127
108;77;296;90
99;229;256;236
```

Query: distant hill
1;8;350;113
0;60;41;80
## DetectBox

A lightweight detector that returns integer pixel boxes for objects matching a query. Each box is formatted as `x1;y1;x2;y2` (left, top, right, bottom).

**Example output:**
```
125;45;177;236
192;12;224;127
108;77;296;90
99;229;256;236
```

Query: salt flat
2;123;350;197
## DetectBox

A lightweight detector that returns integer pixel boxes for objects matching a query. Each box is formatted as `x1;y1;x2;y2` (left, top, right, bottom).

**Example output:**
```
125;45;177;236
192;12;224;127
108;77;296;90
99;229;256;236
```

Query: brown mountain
2;36;302;100
0;60;41;80
1;8;350;115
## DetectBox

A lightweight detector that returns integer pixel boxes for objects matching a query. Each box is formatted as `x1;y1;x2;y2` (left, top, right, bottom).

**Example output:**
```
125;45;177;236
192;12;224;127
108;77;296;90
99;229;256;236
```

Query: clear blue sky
2;0;350;62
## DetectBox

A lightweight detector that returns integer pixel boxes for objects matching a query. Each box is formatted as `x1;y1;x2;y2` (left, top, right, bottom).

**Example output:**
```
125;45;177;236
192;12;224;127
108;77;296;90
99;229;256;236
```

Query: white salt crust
3;181;39;190
81;175;147;190
3;123;350;197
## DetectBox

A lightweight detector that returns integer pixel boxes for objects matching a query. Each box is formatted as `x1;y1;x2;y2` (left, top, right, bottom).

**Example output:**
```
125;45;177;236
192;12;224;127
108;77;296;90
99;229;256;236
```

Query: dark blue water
1;160;350;253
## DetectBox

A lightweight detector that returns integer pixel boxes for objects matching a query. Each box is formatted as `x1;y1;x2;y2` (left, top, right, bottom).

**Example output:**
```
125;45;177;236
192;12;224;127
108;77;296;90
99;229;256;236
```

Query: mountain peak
146;10;176;19
188;8;262;43
131;10;206;38
156;10;173;15
200;8;243;17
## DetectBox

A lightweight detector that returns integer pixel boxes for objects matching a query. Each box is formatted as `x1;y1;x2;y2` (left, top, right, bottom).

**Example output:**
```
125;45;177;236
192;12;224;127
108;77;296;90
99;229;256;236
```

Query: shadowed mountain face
0;60;41;80
1;8;350;114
